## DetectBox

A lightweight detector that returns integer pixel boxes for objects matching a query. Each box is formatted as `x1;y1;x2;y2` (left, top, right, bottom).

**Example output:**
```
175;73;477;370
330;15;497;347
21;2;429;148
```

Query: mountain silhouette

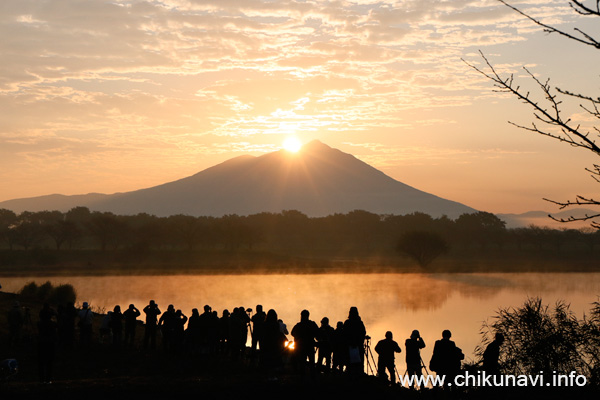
0;140;476;217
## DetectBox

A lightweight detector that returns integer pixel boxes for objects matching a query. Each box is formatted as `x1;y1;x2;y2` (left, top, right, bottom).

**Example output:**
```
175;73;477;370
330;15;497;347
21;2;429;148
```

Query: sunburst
282;136;303;153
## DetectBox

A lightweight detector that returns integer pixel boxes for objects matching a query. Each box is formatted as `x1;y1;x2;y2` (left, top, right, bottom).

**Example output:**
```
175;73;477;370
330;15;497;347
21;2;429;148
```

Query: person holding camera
143;300;161;349
405;329;426;388
375;331;401;384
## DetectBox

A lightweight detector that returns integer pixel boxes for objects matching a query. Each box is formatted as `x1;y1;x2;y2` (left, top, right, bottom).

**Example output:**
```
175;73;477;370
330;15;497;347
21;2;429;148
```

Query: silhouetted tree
397;231;448;267
65;206;92;248
124;213;168;251
86;211;128;251
580;227;600;253
345;210;381;250
11;211;49;250
0;208;17;250
400;212;435;232
167;214;216;250
221;214;256;250
275;210;310;250
477;297;600;385
455;212;506;249
66;206;92;226
507;226;529;252
19;281;77;305
33;210;81;250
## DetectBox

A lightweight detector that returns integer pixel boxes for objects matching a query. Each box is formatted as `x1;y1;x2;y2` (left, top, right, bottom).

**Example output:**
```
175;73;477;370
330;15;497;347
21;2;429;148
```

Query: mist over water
2;272;599;369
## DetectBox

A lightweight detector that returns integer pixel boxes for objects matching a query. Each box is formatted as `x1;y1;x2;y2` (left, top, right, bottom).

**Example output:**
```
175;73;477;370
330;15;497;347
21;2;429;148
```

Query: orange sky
1;0;598;215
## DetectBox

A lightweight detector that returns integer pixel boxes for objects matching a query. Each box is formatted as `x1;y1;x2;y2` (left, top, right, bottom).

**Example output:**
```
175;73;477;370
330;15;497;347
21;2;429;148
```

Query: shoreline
1;258;599;277
2;246;600;277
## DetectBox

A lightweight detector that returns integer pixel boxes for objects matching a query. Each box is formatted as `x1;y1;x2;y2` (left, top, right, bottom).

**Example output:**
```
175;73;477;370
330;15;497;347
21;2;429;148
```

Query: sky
1;0;599;214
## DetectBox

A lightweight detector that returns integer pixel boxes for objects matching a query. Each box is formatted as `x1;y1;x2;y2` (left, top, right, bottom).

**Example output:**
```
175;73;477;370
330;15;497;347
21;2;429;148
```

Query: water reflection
1;273;599;370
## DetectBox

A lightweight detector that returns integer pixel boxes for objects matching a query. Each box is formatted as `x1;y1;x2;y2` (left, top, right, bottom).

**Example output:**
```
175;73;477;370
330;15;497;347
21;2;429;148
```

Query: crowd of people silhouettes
3;298;503;387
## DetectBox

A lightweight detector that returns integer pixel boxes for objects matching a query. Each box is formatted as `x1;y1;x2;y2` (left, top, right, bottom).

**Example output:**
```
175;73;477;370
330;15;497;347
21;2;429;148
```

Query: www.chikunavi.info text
400;371;588;388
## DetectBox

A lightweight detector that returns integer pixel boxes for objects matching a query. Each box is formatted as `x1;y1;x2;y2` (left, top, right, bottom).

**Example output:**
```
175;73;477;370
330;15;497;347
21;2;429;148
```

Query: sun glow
282;136;303;153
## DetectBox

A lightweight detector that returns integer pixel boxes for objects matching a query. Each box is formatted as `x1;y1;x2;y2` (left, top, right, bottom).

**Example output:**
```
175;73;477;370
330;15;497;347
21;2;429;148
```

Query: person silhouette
343;306;366;375
111;305;123;348
260;309;287;377
187;308;201;353
77;302;93;348
99;311;112;344
37;307;57;383
159;304;176;351
375;331;401;384
218;309;230;354
291;309;319;376
123;304;140;348
251;304;266;352
482;332;504;375
332;321;346;371
172;309;187;353
7;301;23;347
317;317;335;372
405;329;426;389
143;300;161;349
228;307;249;359
58;302;77;349
198;305;214;354
430;330;463;387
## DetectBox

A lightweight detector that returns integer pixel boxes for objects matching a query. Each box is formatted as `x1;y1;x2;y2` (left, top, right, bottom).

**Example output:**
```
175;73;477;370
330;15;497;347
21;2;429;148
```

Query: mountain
0;140;477;218
497;209;596;229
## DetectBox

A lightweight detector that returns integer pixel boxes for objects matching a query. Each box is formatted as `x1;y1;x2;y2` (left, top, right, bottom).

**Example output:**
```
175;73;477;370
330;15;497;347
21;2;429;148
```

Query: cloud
0;0;589;206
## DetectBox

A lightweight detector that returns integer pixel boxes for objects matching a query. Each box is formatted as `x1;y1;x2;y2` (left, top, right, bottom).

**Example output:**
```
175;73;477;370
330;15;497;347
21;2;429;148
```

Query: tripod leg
420;356;430;375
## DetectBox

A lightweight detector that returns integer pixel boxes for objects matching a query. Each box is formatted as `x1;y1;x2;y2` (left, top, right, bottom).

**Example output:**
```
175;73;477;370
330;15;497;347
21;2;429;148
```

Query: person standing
159;304;176;351
332;321;347;371
251;304;266;352
291;309;319;376
123;304;141;348
317;317;335;372
343;306;366;375
260;309;287;377
375;331;401;384
77;302;93;348
110;305;124;348
430;330;463;387
482;332;504;375
37;308;57;383
143;300;161;350
58;302;77;350
172;309;188;353
7;301;24;347
405;330;426;389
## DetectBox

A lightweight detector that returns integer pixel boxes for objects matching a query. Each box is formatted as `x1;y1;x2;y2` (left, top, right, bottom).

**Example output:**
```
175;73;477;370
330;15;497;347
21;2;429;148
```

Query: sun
282;136;303;153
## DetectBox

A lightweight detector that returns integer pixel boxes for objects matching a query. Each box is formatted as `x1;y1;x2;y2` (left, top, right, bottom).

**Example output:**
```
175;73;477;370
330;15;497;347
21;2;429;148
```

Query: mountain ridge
0;140;477;218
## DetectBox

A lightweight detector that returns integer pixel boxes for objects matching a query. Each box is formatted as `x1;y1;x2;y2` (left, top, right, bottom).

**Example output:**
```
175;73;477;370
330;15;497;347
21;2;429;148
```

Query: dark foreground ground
2;292;599;400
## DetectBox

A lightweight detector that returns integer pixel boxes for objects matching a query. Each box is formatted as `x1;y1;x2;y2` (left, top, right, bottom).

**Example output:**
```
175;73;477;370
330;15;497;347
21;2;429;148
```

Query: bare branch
544;196;600;228
498;0;600;49
570;0;600;16
467;2;600;228
556;87;600;106
462;53;600;155
544;195;600;209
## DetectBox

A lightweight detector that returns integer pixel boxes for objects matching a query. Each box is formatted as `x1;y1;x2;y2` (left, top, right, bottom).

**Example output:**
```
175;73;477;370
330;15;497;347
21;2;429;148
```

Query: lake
2;272;599;373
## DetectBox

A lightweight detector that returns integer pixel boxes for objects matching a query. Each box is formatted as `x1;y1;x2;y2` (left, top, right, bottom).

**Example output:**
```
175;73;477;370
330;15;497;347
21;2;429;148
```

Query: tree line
1;207;599;258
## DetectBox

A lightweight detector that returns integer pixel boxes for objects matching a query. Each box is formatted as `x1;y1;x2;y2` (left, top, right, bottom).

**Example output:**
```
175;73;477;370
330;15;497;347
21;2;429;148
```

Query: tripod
364;335;377;376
